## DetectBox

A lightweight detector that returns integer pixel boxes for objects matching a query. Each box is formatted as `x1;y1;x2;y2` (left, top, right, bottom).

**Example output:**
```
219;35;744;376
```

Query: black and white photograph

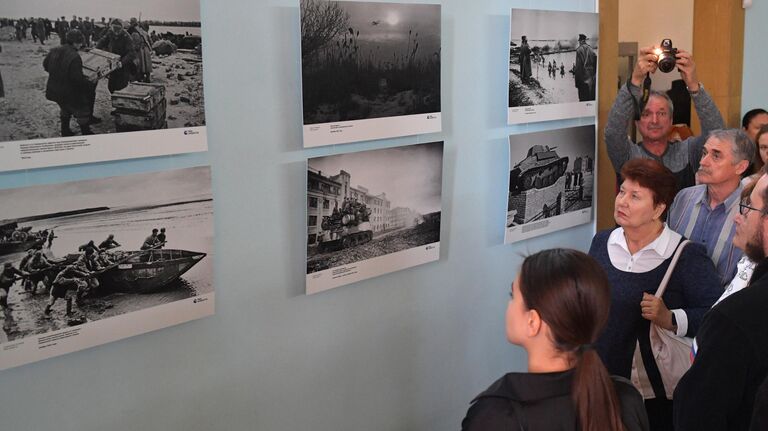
301;0;441;147
0;166;214;370
306;141;442;294
508;9;598;124
0;0;207;172
505;125;594;244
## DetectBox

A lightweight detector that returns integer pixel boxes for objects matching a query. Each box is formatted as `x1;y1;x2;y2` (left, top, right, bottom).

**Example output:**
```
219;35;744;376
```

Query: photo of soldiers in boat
306;142;443;292
505;126;594;243
0;166;213;354
508;9;598;113
0;0;205;147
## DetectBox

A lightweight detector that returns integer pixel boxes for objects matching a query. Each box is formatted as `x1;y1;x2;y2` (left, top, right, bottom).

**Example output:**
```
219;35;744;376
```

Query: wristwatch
687;82;703;96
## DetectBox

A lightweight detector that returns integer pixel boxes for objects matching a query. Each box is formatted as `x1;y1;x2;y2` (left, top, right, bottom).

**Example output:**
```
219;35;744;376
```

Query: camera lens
657;53;676;73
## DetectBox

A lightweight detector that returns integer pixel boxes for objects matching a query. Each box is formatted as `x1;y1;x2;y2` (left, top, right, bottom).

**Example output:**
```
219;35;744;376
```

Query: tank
509;145;569;193
317;198;374;252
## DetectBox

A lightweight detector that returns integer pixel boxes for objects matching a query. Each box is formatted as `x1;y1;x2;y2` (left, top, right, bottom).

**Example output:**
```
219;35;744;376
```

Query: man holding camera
605;45;725;192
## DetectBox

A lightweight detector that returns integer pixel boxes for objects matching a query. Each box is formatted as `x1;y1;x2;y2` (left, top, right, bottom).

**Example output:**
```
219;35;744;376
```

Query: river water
510;49;600;104
150;25;202;36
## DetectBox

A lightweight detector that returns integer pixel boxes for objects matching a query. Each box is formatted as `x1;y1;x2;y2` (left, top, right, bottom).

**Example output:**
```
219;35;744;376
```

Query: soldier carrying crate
43;29;97;136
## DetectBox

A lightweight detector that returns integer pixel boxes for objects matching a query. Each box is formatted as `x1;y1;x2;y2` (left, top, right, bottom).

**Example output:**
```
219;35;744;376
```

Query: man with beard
96;18;136;92
674;171;768;431
667;129;753;287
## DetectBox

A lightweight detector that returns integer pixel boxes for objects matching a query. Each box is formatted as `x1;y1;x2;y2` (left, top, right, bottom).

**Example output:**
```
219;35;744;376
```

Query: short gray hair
708;128;755;165
648;91;674;116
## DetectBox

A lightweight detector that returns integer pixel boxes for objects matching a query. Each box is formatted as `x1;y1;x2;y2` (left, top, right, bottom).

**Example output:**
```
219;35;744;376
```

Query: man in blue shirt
668;129;754;286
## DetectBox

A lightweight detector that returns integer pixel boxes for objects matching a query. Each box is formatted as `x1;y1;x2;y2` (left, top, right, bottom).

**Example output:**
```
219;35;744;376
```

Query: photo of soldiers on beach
0;166;214;370
0;0;205;144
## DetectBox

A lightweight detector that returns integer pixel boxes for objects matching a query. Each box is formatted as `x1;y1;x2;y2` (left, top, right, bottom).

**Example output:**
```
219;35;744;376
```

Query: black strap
507;400;528;431
637;320;668;400
629;73;653;121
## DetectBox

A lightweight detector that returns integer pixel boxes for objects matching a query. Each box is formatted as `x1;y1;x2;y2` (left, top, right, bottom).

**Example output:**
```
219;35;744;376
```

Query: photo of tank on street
306;141;443;293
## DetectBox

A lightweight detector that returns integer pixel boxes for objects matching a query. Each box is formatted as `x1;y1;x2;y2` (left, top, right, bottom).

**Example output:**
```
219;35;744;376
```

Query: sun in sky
385;11;400;26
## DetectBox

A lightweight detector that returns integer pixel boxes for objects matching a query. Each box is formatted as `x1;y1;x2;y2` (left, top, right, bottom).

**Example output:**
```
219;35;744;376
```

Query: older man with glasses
674;171;768;431
667;129;755;288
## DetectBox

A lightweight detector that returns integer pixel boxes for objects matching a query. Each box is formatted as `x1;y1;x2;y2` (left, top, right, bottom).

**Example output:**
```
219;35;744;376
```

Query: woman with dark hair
754;124;768;177
589;158;722;431
461;249;649;431
743;109;768;172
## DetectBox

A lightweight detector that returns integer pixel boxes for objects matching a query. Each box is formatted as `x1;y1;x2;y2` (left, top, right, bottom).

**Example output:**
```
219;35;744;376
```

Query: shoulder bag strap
655;239;691;298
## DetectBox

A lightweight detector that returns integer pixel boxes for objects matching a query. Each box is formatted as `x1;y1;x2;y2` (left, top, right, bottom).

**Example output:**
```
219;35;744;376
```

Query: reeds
302;25;440;123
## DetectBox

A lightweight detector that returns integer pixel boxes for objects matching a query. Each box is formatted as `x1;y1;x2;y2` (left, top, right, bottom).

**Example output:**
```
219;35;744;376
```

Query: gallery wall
618;0;694;92
0;1;763;430
742;0;768;115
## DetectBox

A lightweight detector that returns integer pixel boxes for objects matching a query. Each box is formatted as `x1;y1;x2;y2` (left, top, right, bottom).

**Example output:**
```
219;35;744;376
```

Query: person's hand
641;292;674;330
631;46;659;86
675;49;699;92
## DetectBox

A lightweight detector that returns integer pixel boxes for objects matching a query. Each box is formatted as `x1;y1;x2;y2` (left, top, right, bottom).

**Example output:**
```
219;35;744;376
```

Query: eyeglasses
739;200;765;216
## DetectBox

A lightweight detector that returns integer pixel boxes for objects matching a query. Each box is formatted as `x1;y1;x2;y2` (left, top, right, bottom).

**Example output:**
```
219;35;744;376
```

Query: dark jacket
461;370;649;431
96;29;135;63
96;29;135;92
42;44;91;108
750;375;768;431
674;258;768;431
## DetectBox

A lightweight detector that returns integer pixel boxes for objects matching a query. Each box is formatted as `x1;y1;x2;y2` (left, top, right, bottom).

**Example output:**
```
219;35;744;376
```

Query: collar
608;224;672;257
699;183;743;210
473;370;573;403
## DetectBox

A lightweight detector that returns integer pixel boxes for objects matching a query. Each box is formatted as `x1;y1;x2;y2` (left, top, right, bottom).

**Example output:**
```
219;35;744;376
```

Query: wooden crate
111;82;166;112
114;100;167;132
80;48;122;81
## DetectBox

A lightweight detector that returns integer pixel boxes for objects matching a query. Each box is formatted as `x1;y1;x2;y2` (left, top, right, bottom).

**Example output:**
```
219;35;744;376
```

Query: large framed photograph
0;0;207;172
505;125;594;244
306;142;442;294
300;0;441;147
508;9;598;124
0;166;213;370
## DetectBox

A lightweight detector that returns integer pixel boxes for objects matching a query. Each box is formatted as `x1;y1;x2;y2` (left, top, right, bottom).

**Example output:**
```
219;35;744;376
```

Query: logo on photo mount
184;129;200;136
427;114;438;120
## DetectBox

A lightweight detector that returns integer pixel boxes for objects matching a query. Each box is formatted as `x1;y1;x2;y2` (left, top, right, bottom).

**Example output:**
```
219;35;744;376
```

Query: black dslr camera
657;39;678;73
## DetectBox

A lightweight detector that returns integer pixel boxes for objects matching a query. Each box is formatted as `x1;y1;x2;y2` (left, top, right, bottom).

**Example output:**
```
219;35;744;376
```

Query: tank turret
509;145;569;193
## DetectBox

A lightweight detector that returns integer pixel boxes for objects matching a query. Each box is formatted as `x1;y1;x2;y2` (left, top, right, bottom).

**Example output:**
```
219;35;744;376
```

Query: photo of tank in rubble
306;141;443;293
0;0;205;145
317;198;374;252
505;126;594;243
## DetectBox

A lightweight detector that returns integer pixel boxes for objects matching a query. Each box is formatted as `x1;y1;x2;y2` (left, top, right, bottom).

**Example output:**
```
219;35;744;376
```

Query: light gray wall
742;0;768;116
0;1;604;430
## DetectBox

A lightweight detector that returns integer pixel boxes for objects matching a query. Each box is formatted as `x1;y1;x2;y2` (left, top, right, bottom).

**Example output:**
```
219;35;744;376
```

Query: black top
461;369;649;431
674;258;768;431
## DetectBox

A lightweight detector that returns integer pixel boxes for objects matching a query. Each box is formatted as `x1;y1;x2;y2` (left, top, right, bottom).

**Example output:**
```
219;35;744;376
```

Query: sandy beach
0;26;204;141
